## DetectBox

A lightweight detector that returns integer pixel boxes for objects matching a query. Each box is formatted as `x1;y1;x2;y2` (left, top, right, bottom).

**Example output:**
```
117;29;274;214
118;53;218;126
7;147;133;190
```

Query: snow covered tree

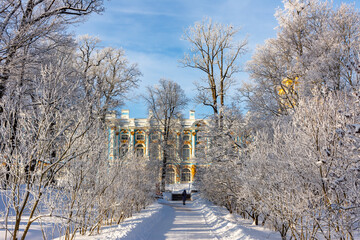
239;88;360;240
143;79;188;192
288;90;359;240
57;150;156;240
75;35;141;121
194;2;360;240
181;18;247;119
196;107;251;215
0;0;104;102
0;45;97;239
0;34;144;239
241;0;360;117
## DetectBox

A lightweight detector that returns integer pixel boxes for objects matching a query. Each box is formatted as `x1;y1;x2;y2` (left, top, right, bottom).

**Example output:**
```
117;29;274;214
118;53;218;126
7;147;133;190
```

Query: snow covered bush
288;90;360;240
241;89;360;240
198;90;359;240
57;152;156;240
196;107;257;218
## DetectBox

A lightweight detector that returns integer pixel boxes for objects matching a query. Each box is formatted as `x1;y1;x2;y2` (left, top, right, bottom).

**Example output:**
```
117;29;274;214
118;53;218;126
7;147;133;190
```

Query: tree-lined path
123;201;217;240
92;198;281;240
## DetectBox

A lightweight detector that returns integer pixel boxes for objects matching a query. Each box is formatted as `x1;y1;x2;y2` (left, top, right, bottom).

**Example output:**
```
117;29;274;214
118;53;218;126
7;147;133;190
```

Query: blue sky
72;0;359;119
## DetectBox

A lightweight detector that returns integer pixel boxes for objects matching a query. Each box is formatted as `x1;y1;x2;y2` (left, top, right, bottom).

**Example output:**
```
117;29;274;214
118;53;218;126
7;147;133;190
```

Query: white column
191;131;196;158
130;129;135;151
146;131;149;156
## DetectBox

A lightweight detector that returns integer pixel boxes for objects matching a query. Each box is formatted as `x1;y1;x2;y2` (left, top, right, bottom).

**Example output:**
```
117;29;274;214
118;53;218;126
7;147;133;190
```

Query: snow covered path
143;201;217;240
74;195;281;240
78;200;217;240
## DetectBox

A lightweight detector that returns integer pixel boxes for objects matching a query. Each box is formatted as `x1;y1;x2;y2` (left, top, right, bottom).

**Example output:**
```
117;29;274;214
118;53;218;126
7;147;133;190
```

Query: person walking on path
182;190;187;205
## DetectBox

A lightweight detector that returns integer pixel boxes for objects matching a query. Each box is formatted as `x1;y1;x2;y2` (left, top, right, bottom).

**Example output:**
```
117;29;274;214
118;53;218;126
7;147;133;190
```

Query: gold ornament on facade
136;140;145;144
192;132;196;136
130;131;134;135
277;76;299;109
191;165;196;178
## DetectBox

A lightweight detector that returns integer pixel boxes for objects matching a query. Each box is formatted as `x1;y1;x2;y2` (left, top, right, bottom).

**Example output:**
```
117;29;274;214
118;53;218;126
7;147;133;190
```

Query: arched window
182;145;190;159
181;168;191;182
136;144;145;157
120;144;128;157
166;168;175;184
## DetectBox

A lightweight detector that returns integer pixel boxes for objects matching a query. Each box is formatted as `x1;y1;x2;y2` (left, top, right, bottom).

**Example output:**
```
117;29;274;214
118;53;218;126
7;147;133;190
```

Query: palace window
121;134;129;140
136;134;145;141
166;168;175;184
182;145;190;159
136;144;145;157
181;168;191;182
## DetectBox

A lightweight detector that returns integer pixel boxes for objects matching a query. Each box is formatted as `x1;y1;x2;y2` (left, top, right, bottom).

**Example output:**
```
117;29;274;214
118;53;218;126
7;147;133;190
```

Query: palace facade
106;109;206;184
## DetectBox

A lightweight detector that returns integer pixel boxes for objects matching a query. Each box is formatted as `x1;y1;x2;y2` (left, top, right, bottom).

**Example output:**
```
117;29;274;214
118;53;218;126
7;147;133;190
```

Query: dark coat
182;190;187;200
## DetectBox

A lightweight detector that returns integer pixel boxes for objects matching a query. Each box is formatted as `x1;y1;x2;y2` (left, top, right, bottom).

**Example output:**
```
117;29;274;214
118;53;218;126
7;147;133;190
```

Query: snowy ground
0;214;64;240
0;188;64;240
166;183;194;193
71;194;281;240
1;193;282;240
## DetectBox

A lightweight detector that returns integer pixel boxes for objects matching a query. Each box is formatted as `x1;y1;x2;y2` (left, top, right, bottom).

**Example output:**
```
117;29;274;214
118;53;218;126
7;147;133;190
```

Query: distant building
106;110;206;184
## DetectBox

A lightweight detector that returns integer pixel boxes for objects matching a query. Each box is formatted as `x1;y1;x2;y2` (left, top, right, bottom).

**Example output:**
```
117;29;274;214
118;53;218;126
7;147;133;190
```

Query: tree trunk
161;147;167;192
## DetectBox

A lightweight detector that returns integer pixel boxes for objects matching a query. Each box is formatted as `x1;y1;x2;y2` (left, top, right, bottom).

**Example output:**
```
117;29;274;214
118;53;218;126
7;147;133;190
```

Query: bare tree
180;17;247;118
143;79;188;192
0;0;104;102
75;35;141;121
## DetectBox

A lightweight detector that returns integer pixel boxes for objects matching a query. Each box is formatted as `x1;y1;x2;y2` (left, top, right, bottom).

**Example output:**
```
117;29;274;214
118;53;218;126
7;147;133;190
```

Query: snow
1;187;282;240
192;196;281;240
166;183;194;193
0;189;65;240
0;215;64;240
63;194;281;240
